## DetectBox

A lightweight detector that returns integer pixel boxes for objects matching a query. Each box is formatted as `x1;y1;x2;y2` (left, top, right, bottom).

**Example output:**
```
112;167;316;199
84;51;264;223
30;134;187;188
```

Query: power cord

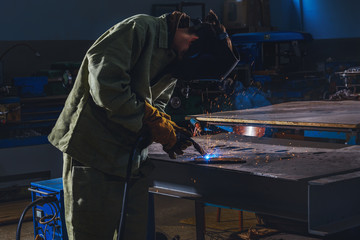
117;135;145;240
16;195;58;240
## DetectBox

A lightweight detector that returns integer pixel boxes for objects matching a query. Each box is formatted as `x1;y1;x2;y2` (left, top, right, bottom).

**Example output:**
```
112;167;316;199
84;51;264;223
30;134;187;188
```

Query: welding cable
47;202;55;240
50;200;61;222
49;201;61;240
117;135;145;240
39;201;60;240
44;224;48;240
39;207;53;240
35;224;46;239
39;202;55;240
52;222;56;240
16;196;57;240
39;215;55;225
35;234;45;240
48;202;58;240
39;202;58;225
44;202;58;240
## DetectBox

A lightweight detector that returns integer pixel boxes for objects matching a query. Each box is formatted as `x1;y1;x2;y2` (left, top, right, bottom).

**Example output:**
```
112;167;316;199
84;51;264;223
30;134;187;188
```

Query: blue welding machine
29;178;68;240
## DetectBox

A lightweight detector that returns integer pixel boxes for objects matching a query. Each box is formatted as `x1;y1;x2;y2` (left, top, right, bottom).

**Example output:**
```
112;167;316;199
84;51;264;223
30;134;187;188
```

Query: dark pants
62;153;151;240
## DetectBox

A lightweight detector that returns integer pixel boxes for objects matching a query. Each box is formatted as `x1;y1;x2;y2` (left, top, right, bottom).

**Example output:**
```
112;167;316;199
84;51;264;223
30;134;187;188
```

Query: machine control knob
169;96;181;109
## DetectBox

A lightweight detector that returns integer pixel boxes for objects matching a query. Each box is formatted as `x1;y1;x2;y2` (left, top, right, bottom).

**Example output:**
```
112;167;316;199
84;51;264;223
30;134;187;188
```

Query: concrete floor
0;194;330;240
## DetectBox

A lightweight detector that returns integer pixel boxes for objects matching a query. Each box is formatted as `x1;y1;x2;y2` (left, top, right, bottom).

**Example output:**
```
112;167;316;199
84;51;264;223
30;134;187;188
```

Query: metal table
148;101;360;238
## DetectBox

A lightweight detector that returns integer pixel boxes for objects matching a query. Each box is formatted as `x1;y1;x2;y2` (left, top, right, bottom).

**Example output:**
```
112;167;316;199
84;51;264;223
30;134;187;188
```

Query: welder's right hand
143;102;193;158
164;132;193;159
157;109;193;158
143;101;177;151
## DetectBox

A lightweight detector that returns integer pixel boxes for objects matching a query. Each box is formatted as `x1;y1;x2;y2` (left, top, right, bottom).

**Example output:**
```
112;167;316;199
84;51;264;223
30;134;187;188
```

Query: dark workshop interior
1;0;360;240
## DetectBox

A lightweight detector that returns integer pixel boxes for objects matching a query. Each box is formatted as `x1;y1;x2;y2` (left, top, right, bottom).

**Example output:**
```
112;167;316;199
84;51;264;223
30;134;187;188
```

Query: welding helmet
173;19;240;81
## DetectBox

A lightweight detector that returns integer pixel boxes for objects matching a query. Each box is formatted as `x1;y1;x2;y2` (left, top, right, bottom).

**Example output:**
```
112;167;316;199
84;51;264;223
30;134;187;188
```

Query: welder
48;10;239;240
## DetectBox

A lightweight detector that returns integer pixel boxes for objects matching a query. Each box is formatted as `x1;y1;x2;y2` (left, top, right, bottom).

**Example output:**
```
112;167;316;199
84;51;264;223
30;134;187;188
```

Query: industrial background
1;0;360;240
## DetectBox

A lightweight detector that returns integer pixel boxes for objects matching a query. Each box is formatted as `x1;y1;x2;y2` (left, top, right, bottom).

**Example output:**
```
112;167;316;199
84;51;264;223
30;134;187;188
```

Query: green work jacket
48;14;177;177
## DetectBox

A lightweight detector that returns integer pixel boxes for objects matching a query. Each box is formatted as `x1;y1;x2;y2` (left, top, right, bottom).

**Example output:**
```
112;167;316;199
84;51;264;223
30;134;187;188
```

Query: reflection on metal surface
233;125;266;137
193;157;247;164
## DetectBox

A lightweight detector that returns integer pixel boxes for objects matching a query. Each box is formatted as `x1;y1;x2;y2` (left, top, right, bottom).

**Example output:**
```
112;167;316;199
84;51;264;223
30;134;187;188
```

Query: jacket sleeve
86;21;147;133
153;78;177;112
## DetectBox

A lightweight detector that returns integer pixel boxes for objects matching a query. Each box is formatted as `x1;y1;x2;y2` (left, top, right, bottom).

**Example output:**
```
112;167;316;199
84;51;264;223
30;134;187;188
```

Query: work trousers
62;153;151;240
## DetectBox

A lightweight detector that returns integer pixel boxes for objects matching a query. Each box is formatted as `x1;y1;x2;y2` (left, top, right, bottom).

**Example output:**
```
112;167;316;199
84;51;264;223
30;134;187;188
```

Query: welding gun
176;132;206;156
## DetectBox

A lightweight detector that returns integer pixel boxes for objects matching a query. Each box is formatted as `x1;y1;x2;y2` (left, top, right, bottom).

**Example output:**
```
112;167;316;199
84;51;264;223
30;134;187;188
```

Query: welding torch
178;134;247;164
177;132;206;156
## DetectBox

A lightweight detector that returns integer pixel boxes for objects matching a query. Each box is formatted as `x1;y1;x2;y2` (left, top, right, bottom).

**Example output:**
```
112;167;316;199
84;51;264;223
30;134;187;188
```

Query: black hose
117;135;145;240
16;196;57;240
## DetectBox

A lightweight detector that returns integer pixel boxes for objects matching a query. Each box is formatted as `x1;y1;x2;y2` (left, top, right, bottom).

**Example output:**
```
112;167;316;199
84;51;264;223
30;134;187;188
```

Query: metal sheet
186;101;360;129
149;134;360;181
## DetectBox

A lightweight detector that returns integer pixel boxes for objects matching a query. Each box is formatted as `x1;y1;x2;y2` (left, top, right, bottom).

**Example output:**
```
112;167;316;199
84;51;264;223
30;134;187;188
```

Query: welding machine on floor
23;177;162;240
28;178;68;240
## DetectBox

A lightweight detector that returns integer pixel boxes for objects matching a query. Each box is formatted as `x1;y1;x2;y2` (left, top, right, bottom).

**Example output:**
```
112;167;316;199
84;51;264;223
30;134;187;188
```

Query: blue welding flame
203;153;219;161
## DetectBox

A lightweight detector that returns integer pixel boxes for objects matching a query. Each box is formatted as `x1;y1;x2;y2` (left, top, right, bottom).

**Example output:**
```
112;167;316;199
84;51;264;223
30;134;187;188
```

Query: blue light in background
293;0;360;39
292;0;304;31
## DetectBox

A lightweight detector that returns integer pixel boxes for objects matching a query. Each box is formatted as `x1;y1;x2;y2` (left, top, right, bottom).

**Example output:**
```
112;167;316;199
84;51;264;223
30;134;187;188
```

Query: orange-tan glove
143;101;177;151
157;110;193;158
158;111;192;138
143;102;192;158
165;133;193;159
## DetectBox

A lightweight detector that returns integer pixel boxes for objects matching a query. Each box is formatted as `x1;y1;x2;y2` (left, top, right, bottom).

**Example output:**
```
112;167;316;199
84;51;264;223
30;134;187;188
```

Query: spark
203;152;220;160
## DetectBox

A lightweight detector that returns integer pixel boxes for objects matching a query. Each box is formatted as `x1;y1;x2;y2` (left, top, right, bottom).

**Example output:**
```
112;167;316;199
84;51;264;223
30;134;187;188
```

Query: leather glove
158;111;194;158
143;102;177;150
164;132;193;159
143;102;193;158
158;111;192;138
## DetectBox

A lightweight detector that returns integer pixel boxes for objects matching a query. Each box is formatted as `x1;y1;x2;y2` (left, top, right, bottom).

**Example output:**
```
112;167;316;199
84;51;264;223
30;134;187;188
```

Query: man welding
48;10;238;240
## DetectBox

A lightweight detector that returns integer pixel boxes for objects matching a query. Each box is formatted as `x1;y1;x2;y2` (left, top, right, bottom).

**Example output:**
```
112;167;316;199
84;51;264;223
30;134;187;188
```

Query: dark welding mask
173;22;240;81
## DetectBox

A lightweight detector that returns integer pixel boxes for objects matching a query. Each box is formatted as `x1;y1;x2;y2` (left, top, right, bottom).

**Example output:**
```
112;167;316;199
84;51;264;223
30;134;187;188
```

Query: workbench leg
216;208;221;222
195;201;205;240
239;210;243;231
147;193;155;240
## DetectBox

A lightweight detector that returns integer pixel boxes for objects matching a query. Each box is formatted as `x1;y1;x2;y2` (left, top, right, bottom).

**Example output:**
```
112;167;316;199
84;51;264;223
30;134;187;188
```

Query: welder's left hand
163;132;193;159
